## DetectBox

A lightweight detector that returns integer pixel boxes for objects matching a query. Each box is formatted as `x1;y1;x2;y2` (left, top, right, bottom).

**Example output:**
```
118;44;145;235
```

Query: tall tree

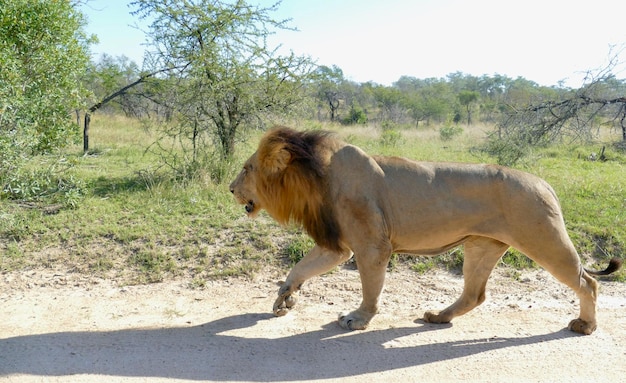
131;0;315;165
372;86;404;123
457;90;479;126
0;0;93;180
315;65;345;121
402;83;453;127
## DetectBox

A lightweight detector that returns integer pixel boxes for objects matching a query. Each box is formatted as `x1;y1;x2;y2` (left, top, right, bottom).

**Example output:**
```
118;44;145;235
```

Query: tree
504;54;626;144
372;85;404;123
457;90;479;126
85;55;144;117
400;80;453;127
0;0;93;183
315;65;345;121
131;0;315;166
482;52;626;165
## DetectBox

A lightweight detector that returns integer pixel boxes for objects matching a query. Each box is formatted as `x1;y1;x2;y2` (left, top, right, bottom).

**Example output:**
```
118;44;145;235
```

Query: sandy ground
1;265;625;383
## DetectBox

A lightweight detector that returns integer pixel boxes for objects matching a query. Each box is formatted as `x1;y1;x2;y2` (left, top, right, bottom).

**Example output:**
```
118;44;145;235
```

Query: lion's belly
392;235;471;256
381;181;511;254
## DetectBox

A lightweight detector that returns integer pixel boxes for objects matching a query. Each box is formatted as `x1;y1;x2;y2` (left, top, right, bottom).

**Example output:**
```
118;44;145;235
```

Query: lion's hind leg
423;237;509;324
515;236;600;335
566;272;598;335
535;259;599;335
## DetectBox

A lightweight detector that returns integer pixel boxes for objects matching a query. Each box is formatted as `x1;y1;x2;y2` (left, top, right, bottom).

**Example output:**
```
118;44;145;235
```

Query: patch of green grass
410;259;436;274
127;247;178;284
501;248;537;269
89;256;114;273
283;232;315;265
0;241;25;272
0;114;260;281
406;248;465;274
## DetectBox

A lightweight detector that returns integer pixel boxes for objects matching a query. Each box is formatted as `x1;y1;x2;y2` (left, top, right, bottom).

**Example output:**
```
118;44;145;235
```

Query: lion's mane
255;127;345;252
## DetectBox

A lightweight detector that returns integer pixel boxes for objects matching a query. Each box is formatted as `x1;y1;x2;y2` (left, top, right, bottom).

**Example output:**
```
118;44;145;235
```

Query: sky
81;0;626;88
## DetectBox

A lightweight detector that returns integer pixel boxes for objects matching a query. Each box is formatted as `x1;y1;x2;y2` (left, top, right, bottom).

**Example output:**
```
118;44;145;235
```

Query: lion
229;126;622;335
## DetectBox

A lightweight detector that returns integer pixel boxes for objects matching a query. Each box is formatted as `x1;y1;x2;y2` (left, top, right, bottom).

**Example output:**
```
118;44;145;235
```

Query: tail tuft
585;257;622;276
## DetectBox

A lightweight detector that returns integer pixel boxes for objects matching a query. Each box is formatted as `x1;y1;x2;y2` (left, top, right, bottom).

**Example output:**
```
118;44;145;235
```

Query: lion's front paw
423;310;452;324
273;295;296;316
338;310;374;330
568;318;597;335
273;284;297;316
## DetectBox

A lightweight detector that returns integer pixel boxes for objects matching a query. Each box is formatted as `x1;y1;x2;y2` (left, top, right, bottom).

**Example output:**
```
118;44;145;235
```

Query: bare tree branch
83;66;180;153
87;66;177;114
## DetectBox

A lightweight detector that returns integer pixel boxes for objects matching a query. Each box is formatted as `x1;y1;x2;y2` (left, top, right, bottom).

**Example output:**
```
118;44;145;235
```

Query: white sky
82;0;626;87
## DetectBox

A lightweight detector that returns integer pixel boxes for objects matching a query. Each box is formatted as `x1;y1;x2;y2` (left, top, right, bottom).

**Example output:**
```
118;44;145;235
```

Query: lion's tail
585;257;623;276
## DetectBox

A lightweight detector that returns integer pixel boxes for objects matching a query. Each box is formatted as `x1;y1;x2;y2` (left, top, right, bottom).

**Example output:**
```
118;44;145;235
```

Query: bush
439;123;463;141
1;159;85;207
343;103;368;125
477;135;530;166
380;124;402;147
1;0;92;200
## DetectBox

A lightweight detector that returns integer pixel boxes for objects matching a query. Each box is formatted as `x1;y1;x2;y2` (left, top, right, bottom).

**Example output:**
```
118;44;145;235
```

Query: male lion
229;127;621;335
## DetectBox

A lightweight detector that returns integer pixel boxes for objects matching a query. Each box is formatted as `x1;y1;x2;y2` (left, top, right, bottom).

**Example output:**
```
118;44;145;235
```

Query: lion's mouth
245;200;255;214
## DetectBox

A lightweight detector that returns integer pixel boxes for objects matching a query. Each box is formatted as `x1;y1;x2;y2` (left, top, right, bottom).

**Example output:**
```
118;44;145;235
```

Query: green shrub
501;248;537;269
476;135;530;166
380;128;402;148
2;160;85;207
343;103;368;125
439;123;463;141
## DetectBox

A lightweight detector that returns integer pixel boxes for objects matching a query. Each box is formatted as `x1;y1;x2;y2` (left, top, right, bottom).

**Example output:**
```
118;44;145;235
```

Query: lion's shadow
0;313;577;381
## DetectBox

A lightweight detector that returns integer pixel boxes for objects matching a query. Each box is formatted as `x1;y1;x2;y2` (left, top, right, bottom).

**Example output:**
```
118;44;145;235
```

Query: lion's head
229;127;345;252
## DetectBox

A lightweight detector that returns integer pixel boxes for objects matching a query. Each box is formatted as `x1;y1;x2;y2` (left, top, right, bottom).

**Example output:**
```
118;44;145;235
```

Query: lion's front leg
273;245;351;317
338;309;376;330
338;247;390;330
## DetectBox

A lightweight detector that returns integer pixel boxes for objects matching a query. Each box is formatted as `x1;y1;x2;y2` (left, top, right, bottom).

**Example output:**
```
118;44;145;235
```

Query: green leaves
0;0;93;179
131;0;314;173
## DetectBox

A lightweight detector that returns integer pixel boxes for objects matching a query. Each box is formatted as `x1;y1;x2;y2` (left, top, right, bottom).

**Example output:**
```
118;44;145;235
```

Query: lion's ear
262;147;292;174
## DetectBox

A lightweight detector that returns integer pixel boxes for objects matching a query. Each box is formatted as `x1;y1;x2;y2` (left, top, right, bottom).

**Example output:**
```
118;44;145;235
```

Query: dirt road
1;266;625;382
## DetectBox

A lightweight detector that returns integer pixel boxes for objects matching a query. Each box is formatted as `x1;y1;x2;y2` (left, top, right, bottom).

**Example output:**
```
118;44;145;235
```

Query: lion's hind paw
568;318;596;335
422;310;452;324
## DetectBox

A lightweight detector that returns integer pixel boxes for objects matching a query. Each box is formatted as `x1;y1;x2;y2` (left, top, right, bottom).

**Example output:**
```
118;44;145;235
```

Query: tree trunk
621;108;626;141
83;113;90;154
192;120;199;163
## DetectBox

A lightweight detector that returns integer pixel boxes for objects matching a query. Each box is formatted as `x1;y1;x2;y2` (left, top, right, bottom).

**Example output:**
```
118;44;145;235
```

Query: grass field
1;115;624;284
